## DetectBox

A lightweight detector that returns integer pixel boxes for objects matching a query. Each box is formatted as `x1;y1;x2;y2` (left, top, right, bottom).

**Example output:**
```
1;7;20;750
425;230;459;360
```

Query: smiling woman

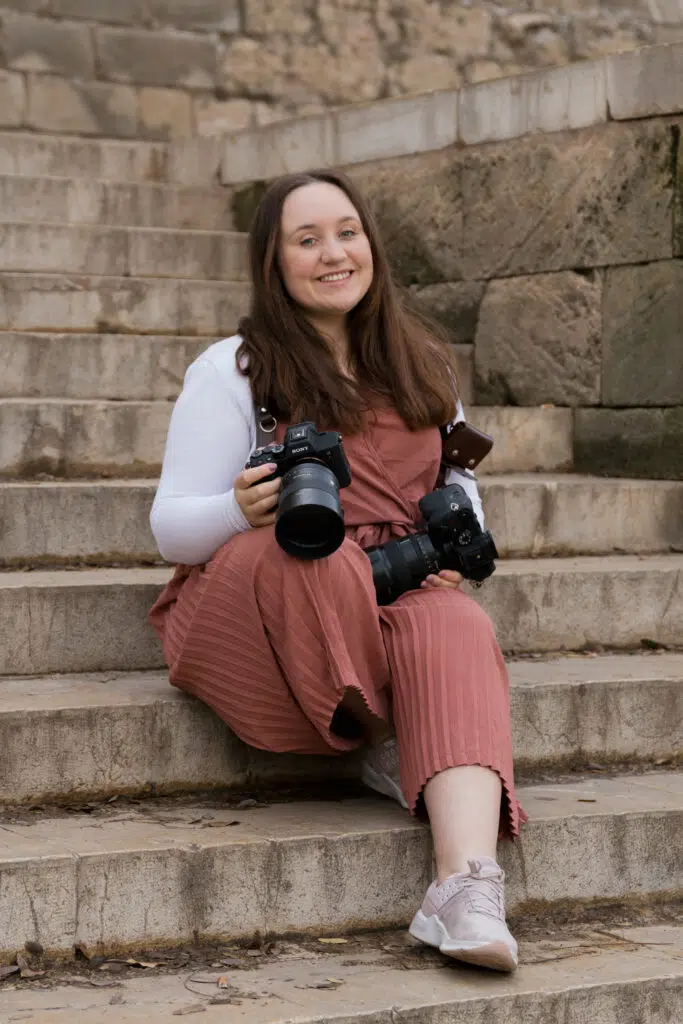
237;169;462;434
149;168;526;976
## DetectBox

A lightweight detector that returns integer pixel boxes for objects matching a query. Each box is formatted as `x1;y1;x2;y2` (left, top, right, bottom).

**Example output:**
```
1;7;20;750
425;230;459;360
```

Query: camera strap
255;405;278;449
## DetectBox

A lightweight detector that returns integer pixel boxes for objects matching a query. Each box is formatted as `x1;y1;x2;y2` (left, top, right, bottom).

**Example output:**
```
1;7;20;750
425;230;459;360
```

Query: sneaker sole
409;909;518;973
360;762;409;809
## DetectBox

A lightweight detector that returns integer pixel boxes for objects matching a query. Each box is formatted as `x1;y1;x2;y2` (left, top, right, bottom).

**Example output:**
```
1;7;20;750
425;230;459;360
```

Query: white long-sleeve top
150;334;485;565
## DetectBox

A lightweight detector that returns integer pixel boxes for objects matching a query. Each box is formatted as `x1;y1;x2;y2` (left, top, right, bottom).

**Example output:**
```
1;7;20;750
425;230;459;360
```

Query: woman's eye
300;237;317;247
340;229;357;238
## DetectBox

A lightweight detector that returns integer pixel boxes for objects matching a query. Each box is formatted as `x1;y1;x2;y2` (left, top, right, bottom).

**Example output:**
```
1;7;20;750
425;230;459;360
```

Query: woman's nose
320;237;346;261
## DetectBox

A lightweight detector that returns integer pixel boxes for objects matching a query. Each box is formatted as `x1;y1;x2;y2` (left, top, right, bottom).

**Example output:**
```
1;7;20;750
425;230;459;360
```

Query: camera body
246;421;351;488
418;485;498;582
366;483;498;605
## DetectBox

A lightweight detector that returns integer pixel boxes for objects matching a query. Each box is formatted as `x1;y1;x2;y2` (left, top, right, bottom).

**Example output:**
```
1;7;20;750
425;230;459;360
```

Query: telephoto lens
365;483;498;605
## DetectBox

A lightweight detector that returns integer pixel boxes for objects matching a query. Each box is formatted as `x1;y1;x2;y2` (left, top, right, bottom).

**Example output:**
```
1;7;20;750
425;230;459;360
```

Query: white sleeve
150;357;253;564
443;397;485;530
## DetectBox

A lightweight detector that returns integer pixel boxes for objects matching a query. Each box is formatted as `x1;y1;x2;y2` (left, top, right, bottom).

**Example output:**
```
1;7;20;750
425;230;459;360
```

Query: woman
149;170;526;973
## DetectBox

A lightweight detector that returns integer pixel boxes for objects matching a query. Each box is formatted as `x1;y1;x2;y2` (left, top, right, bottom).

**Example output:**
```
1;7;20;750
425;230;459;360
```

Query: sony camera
365;483;498;605
246;421;351;560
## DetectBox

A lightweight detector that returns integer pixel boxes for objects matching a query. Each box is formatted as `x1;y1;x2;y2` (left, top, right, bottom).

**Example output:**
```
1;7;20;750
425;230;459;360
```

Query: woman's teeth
319;271;352;282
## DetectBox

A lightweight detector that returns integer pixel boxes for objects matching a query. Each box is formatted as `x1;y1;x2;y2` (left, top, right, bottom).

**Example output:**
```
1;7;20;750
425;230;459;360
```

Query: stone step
0;332;473;403
1;923;681;1022
0;400;571;479
0;131;171;183
3;476;683;567
0;771;680;954
0;222;248;281
1;556;681;675
1;333;211;401
0;174;233;230
1;655;680;805
0;398;172;478
0;272;250;337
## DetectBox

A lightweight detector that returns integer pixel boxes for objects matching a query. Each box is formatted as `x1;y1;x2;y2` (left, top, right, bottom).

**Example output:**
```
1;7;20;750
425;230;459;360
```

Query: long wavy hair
236;169;459;433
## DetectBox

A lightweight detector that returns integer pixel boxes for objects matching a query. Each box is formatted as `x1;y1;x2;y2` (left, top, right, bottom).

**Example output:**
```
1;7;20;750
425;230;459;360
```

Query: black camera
365;483;498;605
246;421;351;560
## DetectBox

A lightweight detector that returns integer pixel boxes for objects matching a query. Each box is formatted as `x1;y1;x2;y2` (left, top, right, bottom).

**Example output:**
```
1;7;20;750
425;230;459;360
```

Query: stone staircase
1;86;682;1021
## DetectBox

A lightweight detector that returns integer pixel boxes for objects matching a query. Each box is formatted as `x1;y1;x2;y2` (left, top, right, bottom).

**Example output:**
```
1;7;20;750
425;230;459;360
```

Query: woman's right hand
234;463;282;528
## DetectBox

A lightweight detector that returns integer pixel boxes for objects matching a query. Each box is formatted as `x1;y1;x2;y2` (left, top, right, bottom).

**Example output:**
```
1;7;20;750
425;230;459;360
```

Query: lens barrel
275;462;345;560
366;533;440;605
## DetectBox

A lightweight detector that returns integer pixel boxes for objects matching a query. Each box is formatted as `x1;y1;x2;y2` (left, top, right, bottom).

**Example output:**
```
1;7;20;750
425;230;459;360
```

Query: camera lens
275;461;345;560
367;533;440;605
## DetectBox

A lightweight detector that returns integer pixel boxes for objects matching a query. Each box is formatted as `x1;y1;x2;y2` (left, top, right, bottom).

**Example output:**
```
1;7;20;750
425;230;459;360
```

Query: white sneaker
409;857;518;972
360;736;408;809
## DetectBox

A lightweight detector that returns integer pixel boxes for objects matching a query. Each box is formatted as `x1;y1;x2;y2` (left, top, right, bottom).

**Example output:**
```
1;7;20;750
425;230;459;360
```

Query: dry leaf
217;976;230;989
578;798;597;803
317;937;348;945
172;1005;206;1016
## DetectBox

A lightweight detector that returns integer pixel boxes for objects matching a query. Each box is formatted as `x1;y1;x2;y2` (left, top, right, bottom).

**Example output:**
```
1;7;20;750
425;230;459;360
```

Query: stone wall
1;0;683;139
223;47;683;478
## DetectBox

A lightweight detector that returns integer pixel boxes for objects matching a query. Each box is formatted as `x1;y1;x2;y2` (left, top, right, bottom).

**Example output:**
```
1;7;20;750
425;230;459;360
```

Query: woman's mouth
318;270;354;283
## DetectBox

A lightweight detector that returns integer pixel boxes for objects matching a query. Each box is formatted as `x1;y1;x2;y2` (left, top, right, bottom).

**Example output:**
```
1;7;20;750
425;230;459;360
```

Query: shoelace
459;875;505;920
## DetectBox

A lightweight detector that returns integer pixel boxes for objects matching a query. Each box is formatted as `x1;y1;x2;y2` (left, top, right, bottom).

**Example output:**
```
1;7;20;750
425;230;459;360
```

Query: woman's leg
380;587;523;971
379;587;522;836
424;765;502;881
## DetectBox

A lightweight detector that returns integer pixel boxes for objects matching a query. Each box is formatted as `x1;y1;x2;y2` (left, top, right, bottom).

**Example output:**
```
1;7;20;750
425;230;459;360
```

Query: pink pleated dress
150;405;525;838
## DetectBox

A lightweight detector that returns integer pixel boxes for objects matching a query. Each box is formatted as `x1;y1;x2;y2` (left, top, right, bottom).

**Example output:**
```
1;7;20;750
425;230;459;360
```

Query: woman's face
278;182;374;324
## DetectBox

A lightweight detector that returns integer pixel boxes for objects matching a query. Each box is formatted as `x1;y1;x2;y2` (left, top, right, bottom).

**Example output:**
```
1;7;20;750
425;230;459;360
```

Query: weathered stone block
408;281;485;346
575;407;683;479
0;1;49;11
27;75;138;137
607;42;683;120
95;26;217;89
337;93;458;167
222;113;337;191
51;0;145;23
460;120;675;278
459;59;607;146
350;151;463;286
2;11;94;77
0;272;250;336
243;0;313;35
139;87;193;140
0;133;169;183
0;68;26;126
194;96;252;137
146;0;240;32
602;262;683;406
475;271;602;406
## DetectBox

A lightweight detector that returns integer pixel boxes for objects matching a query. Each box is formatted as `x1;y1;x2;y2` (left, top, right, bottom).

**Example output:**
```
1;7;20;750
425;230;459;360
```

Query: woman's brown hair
236;169;460;434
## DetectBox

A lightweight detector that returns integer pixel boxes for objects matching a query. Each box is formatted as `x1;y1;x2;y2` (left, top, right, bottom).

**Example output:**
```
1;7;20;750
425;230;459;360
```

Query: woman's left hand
421;569;464;590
